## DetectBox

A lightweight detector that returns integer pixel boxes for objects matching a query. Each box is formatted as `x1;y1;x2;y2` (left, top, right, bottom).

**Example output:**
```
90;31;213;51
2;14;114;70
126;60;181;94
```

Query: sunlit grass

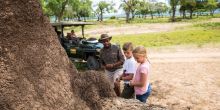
111;28;220;47
194;22;220;29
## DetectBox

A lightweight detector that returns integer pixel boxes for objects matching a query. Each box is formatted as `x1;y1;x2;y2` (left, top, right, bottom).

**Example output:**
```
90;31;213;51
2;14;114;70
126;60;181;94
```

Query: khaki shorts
105;68;123;87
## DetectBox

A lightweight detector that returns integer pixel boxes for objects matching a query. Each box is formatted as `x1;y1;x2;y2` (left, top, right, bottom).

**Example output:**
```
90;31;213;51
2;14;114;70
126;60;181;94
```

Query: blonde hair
123;42;133;51
133;46;150;63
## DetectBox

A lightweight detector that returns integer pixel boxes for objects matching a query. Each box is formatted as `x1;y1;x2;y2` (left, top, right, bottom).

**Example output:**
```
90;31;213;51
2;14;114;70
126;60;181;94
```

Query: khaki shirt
100;44;125;72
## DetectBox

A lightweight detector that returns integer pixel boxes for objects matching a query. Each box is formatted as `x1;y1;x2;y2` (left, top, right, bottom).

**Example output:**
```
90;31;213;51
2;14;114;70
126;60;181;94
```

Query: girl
130;46;151;103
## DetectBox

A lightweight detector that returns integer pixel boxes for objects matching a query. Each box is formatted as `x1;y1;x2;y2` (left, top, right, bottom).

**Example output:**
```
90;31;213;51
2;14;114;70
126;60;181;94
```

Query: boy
119;42;137;99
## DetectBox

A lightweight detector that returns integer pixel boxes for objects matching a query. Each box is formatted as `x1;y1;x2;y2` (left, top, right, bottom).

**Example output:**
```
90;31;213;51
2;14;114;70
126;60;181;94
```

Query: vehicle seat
82;37;98;44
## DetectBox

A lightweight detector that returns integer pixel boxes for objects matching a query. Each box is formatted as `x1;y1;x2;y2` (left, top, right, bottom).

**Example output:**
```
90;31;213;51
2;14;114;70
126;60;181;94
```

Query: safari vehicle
51;22;103;70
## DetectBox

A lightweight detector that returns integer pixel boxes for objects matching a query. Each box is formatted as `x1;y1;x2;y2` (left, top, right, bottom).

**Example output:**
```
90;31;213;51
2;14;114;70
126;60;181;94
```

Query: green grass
194;22;220;29
176;15;219;23
72;62;88;70
111;28;220;47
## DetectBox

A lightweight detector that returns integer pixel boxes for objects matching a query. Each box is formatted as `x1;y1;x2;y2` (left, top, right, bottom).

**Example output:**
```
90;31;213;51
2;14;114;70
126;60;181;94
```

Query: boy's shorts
121;84;134;99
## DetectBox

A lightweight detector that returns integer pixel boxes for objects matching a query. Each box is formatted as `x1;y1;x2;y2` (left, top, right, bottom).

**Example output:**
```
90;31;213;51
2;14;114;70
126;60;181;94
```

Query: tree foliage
155;2;169;18
40;0;92;22
94;1;114;21
121;0;140;23
206;0;218;16
136;0;149;18
69;0;92;21
180;0;196;19
45;0;69;22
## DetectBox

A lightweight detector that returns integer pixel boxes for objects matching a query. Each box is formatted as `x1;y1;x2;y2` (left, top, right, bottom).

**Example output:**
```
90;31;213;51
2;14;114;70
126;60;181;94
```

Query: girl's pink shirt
133;60;150;95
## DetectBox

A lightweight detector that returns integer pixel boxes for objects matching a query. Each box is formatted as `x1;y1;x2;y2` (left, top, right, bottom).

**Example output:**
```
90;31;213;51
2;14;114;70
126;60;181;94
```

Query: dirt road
148;45;220;110
85;18;220;37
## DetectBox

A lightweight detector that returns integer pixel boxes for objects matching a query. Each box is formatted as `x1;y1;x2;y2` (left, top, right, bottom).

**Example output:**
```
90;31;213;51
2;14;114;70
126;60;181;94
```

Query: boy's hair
132;46;147;57
123;42;133;51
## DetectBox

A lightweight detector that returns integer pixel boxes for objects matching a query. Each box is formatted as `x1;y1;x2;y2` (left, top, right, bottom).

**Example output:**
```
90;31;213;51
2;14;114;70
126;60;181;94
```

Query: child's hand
105;64;114;69
114;80;120;86
129;81;134;86
116;78;120;82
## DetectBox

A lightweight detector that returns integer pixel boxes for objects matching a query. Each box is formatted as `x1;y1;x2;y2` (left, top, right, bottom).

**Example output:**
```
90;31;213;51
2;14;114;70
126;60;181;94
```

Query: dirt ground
83;19;220;109
83;17;220;109
97;44;220;110
147;44;220;110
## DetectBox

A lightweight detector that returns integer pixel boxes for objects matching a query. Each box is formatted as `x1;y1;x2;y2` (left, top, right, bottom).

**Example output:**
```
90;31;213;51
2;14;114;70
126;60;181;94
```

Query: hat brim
98;36;112;42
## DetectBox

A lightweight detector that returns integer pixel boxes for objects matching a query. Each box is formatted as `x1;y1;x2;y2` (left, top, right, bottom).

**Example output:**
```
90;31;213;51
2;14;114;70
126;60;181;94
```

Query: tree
40;0;53;16
69;0;92;21
46;0;69;22
136;0;149;18
120;2;131;23
186;0;196;19
121;0;140;23
218;2;220;9
180;0;187;18
195;0;207;17
155;2;168;18
206;0;218;16
78;0;92;21
170;0;180;22
148;2;156;19
95;1;114;21
180;0;196;19
130;0;139;19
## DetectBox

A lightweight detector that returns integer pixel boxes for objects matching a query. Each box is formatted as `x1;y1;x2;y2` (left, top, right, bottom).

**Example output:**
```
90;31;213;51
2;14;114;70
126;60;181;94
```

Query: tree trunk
157;12;160;18
58;0;69;22
77;16;81;21
171;6;176;22
126;12;130;23
100;10;103;21
131;11;135;19
210;10;214;16
182;9;186;19
150;11;154;19
97;16;100;21
190;9;193;19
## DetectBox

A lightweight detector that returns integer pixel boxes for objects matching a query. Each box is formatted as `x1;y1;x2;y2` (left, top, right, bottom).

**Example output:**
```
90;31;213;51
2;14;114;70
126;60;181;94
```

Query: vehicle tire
87;56;100;70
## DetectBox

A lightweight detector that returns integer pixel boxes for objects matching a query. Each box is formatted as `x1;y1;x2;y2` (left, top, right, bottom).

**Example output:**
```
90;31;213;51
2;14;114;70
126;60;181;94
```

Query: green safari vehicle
51;22;103;70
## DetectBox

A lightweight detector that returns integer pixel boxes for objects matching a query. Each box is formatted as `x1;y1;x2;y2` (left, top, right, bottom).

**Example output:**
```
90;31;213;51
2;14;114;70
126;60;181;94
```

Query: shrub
110;16;116;19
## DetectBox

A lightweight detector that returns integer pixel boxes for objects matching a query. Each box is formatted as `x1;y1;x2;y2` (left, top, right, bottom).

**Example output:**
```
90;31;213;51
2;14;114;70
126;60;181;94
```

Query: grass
111;26;220;47
72;18;220;70
72;62;88;70
194;22;220;29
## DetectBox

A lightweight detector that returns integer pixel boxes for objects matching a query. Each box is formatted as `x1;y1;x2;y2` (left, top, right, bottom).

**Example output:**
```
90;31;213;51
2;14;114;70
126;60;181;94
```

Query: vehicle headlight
70;48;76;54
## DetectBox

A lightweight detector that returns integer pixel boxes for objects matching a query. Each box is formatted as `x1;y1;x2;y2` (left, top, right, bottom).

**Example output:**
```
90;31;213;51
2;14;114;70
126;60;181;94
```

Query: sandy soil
83;19;220;109
89;44;220;110
85;18;220;37
147;45;220;110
